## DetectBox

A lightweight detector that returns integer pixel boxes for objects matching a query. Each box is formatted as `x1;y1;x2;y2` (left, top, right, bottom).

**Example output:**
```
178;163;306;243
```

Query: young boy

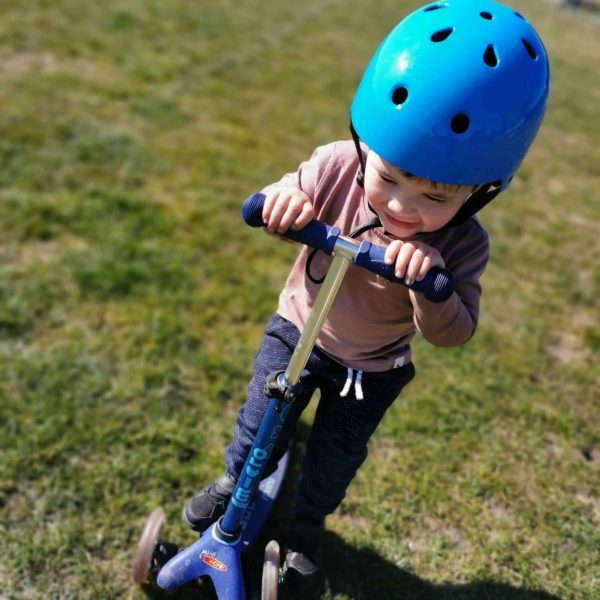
183;0;549;587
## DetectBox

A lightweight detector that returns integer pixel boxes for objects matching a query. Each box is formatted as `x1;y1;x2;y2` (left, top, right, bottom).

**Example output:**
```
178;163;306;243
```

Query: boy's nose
388;195;416;215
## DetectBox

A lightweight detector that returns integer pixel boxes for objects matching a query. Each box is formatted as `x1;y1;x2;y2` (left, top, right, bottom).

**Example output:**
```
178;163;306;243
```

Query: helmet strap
349;119;366;188
445;182;502;227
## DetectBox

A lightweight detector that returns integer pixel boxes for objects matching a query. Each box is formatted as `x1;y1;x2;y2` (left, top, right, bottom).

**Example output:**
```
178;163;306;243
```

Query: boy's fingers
417;255;434;281
266;195;289;232
404;248;426;284
279;207;298;233
384;240;402;265
279;195;305;232
293;202;315;230
262;191;278;224
395;242;414;278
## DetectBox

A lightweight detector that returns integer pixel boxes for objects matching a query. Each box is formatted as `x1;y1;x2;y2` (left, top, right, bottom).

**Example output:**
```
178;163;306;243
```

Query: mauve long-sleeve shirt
263;141;490;372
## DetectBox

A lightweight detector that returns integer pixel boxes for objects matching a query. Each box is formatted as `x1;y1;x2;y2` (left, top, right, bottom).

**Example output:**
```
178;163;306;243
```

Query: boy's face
364;153;475;238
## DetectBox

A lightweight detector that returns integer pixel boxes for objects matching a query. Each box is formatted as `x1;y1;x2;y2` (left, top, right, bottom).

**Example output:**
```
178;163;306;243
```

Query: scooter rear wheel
261;540;280;600
132;507;166;584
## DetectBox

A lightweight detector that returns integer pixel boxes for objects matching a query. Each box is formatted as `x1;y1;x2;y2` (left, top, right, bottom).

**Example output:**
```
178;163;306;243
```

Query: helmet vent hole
424;3;447;11
430;28;454;42
451;114;470;134
480;11;493;19
515;11;525;19
521;38;537;60
483;45;498;67
392;86;409;106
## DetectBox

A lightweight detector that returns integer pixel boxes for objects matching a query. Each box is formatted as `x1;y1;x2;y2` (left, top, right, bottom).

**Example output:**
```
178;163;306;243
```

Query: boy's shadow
306;533;562;599
260;422;563;600
143;422;562;600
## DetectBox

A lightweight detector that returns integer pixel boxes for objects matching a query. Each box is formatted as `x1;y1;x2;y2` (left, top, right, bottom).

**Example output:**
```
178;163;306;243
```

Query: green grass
1;0;598;598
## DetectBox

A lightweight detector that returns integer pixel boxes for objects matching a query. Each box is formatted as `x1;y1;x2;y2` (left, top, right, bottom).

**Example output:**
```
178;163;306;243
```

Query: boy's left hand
384;240;445;286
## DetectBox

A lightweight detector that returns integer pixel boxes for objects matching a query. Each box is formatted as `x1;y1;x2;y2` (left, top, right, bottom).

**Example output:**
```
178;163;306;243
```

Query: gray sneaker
181;473;236;532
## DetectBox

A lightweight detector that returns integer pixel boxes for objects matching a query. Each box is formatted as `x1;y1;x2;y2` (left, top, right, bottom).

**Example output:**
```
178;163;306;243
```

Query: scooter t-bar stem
219;233;358;540
219;242;356;537
242;193;454;303
284;249;353;386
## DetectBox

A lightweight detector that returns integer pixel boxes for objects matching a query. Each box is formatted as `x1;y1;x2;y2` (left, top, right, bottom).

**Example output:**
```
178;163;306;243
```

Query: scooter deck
156;451;289;592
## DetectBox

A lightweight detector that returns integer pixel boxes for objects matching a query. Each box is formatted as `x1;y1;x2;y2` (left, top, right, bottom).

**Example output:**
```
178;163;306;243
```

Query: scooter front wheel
261;540;281;600
132;507;166;584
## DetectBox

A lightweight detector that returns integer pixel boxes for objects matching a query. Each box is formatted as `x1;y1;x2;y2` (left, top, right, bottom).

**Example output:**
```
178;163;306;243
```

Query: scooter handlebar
242;192;340;255
242;193;454;303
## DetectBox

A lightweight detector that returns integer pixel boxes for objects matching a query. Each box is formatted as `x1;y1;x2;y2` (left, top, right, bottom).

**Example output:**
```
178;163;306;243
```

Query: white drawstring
340;368;353;397
354;370;364;400
340;368;364;400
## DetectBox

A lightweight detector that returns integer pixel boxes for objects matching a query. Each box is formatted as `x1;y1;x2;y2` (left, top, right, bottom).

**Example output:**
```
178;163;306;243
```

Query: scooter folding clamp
264;370;303;404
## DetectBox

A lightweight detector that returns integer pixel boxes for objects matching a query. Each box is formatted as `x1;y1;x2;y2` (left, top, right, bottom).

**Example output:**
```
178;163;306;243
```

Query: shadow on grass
140;423;563;600
309;533;564;600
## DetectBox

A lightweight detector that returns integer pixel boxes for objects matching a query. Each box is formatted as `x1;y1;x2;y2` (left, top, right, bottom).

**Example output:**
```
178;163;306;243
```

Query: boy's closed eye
378;171;448;203
379;173;397;184
423;194;446;203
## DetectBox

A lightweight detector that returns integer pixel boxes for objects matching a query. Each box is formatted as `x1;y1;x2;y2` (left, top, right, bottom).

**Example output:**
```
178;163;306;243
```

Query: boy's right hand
262;187;314;235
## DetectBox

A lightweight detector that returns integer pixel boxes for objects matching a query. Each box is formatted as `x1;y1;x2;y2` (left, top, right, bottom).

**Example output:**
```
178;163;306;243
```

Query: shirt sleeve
260;142;339;206
410;224;490;347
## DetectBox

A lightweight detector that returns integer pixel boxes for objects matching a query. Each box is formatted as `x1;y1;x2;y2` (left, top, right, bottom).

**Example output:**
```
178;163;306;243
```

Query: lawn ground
0;0;598;598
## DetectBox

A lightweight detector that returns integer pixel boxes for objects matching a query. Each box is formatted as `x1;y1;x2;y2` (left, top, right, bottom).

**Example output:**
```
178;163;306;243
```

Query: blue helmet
350;0;549;191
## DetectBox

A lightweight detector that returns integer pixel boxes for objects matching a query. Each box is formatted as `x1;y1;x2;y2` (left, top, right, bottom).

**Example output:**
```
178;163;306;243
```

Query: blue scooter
131;192;454;599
